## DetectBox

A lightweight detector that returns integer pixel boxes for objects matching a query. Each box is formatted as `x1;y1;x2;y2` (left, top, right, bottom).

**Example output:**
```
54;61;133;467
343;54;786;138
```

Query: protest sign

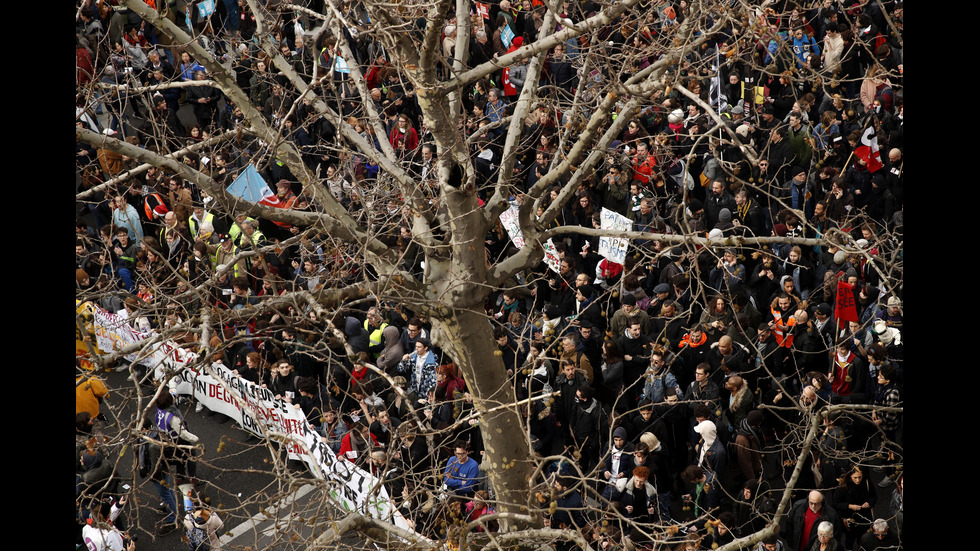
597;208;632;264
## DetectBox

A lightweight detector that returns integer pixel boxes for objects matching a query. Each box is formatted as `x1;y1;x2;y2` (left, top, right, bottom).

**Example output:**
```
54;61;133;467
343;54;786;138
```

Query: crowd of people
76;0;903;549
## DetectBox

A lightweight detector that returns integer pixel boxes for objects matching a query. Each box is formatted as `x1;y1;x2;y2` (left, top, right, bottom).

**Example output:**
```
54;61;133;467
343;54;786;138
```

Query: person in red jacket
389;114;419;155
631;141;656;185
364;54;389;90
337;421;378;466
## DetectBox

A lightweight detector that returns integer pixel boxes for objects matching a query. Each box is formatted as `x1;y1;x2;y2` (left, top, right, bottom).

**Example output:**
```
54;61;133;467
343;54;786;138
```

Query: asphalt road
85;365;360;551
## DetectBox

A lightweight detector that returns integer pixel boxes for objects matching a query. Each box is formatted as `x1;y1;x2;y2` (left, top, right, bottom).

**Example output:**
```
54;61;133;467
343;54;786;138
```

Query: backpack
875;82;894;113
137;430;161;479
187;521;211;551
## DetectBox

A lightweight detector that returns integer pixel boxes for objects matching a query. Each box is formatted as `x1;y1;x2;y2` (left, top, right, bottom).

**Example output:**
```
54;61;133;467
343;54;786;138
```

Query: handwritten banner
597;208;632;264
500;206;560;272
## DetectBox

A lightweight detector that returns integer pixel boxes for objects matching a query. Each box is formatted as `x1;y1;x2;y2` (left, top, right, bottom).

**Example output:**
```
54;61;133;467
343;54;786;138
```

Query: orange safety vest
143;193;169;220
770;307;796;348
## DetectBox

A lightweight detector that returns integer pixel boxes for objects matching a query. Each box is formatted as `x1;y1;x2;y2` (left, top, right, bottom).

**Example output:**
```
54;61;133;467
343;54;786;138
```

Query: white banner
93;308;198;377
192;364;412;530
541;239;561;273
499;205;525;248
501;206;561;273
597;207;632;264
89;304;414;533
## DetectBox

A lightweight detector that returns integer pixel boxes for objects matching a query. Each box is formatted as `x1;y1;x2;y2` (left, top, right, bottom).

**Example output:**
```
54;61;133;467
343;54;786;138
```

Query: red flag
501;67;517;96
476;2;489;19
854;125;883;172
835;280;859;329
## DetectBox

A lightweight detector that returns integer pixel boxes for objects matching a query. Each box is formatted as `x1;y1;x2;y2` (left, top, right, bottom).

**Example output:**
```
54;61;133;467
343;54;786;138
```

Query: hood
382;325;401;346
345;316;362;337
694;419;718;447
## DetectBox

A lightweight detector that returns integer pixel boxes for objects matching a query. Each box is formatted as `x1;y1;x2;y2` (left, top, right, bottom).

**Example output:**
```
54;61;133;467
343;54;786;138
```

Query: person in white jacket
184;506;225;550
822;23;844;74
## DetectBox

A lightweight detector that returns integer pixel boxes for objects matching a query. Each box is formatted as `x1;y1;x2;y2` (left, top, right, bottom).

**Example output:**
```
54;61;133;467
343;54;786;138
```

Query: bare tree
76;0;903;549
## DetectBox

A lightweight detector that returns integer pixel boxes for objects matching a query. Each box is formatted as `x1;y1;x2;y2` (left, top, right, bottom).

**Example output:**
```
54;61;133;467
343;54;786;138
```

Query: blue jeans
115;267;134;292
223;0;240;31
657;490;672;521
152;477;178;524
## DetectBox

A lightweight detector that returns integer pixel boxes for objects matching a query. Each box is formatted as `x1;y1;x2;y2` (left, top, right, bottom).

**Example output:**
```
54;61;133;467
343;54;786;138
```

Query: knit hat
613;427;628;440
622;294;637;306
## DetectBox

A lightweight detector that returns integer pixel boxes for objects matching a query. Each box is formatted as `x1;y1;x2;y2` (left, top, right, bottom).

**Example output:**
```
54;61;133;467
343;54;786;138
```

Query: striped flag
854;125;883;173
709;47;721;112
226;164;281;208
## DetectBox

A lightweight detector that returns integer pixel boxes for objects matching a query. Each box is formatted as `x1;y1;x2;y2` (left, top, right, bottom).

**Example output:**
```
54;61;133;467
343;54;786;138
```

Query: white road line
220;484;317;544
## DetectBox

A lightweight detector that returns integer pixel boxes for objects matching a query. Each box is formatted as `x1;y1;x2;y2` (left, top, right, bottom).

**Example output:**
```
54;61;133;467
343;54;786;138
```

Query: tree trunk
433;308;538;531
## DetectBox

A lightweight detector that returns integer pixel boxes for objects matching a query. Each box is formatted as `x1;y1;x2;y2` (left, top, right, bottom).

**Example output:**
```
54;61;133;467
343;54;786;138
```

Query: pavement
85;364;364;551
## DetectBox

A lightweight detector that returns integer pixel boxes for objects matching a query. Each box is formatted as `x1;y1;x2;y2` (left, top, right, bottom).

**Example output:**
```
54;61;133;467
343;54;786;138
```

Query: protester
76;1;904;547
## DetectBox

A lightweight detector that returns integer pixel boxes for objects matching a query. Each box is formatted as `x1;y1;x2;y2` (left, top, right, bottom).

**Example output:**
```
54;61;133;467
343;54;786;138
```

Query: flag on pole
834;280;859;329
227;164;281;208
709;47;721;112
854;125;884;172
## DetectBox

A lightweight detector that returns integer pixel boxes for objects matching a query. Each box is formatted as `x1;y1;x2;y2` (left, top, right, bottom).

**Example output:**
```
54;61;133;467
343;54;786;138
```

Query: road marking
220;484;316;545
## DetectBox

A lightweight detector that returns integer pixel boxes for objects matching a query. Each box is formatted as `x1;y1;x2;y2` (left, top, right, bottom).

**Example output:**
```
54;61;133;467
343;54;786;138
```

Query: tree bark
432;308;538;532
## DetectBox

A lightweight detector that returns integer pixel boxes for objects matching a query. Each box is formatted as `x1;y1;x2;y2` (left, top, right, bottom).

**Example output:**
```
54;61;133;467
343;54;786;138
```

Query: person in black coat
185;70;222;129
568;384;605;474
150;93;185;148
783;490;845;551
569;285;605;334
597;426;634;500
831;465;878;548
552;476;587;532
734;189;767;237
766;127;796;182
268;360;300;402
856;518;900;551
344;316;370;354
617;321;653;406
548;44;578;94
705;179;738;229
